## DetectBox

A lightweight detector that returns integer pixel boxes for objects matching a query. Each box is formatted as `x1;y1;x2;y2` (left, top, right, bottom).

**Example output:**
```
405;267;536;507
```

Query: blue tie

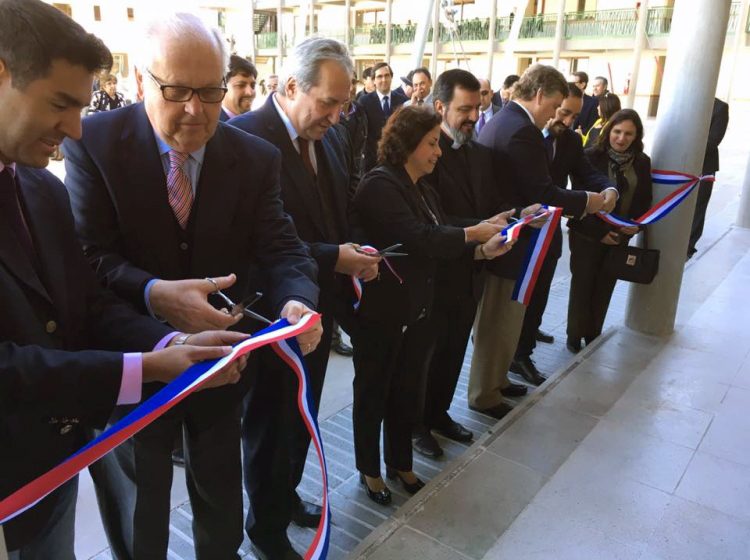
477;112;486;135
382;95;391;116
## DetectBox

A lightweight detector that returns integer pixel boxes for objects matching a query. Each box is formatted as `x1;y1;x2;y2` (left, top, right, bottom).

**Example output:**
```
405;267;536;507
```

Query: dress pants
468;275;526;409
90;403;243;560
242;312;333;542
421;294;477;430
6;478;78;560
688;178;714;254
566;231;618;342
515;249;559;359
352;316;437;476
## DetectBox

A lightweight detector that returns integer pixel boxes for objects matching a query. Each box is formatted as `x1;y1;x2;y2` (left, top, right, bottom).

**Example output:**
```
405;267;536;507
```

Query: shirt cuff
603;186;620;200
117;353;143;405
155;331;181;350
144;279;165;321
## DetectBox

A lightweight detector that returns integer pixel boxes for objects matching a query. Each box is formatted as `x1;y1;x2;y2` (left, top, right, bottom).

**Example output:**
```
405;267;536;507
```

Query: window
94;5;101;21
52;3;72;17
127;7;134;21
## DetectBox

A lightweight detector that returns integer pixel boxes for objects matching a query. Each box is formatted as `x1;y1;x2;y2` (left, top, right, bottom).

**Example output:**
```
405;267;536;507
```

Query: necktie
0;168;37;265
166;151;193;229
382;95;391;116
477;112;486;135
297;137;317;180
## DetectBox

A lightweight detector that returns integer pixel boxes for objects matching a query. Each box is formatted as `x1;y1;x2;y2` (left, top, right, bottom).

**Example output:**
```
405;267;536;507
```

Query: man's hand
585;192;606;214
520;204;549;229
485;209;516;228
335;244;382;282
142;342;244;390
280;300;324;356
619;225;639;236
601;231;620;245
465;221;503;243
150;274;242;333
601;189;618;213
479;233;517;259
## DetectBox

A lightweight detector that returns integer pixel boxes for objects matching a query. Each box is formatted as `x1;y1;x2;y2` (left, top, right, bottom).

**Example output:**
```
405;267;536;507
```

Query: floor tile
363;526;471;560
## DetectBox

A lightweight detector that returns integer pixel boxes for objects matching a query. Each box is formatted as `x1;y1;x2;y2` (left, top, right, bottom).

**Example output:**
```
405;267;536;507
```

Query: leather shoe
412;430;443;458
469;402;514;420
566;336;582;353
535;329;554;344
331;338;353;356
359;473;392;505
250;535;302;560
500;382;528;397
433;420;473;443
291;500;322;528
385;467;425;495
510;357;547;386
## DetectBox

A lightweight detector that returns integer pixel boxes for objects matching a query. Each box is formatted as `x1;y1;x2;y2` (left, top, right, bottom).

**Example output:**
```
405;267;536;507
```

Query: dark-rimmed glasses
146;69;227;103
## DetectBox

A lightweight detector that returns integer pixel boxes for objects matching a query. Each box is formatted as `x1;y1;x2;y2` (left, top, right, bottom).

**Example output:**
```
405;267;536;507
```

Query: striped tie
166;150;193;229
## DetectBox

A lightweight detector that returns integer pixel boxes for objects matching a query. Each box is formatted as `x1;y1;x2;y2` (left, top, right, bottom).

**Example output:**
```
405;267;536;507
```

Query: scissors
205;280;274;325
355;243;408;257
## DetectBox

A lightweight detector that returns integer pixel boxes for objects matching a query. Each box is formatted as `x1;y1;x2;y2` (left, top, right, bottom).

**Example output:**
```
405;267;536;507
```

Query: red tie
166;151;193;229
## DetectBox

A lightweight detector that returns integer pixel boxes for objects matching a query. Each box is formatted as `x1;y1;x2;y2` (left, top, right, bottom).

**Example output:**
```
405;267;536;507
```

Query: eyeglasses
480;90;490;96
146;69;227;103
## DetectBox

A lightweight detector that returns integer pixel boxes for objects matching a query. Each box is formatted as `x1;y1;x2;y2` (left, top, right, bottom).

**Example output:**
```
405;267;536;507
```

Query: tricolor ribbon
0;314;332;560
510;206;563;305
597;169;714;227
351;245;403;310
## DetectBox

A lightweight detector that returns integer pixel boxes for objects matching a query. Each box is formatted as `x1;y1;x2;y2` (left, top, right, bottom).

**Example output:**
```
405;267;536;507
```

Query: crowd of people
0;1;727;559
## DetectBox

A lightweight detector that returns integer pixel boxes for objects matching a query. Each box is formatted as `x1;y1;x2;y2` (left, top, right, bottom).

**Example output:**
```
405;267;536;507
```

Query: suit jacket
702;98;728;174
63;102;318;421
219;107;231;122
547;128;617;258
351;164;468;325
568;148;652;242
491;103;502;115
574;93;599;133
0;166;173;549
358;89;408;171
228;95;355;324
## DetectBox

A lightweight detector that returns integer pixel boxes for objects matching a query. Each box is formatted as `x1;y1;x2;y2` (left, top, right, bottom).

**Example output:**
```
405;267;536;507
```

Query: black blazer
219;107;231;122
568;148;653;241
351;165;468;325
574;93;599;133
0;166;173;549
63;103;318;420
703;98;729;174
358;90;408;171
228;95;355;318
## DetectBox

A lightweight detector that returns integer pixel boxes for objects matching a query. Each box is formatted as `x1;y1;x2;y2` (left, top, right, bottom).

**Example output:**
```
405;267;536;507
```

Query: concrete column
411;0;435;69
625;0;732;336
345;0;351;48
385;0;393;64
487;0;498;81
249;0;257;63
625;0;649;109
737;153;750;228
430;0;440;78
725;0;750;101
551;0;566;68
277;0;284;63
309;0;315;35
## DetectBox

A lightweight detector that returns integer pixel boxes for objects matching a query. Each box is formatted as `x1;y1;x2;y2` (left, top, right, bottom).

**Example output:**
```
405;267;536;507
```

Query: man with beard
221;54;258;121
512;82;616;369
413;69;533;456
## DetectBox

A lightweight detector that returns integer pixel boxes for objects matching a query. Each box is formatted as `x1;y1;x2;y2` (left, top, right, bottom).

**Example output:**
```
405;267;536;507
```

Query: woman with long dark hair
350;106;515;504
582;92;621;147
566;108;653;352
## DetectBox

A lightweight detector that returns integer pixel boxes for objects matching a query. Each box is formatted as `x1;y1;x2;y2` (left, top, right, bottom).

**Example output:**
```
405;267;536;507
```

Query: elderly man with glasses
63;12;321;559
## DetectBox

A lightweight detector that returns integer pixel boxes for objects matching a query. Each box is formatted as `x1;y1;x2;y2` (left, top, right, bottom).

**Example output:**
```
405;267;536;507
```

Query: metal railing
518;13;559;39
564;8;637;38
256;32;278;49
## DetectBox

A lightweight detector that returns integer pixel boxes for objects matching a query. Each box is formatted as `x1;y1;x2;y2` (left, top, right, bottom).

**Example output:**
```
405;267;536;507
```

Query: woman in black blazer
350;106;514;504
566;109;653;352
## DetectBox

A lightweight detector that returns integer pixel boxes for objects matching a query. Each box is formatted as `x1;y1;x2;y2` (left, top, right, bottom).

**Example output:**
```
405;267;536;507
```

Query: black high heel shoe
385;467;425;495
359;473;392;505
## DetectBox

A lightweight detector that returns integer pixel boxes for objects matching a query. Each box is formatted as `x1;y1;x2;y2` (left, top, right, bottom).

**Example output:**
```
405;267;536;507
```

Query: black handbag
604;229;660;284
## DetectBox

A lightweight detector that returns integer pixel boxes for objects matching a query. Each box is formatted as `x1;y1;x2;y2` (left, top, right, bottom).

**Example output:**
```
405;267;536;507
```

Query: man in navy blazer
571;71;599;134
0;2;246;556
63;13;321;560
358;62;408;171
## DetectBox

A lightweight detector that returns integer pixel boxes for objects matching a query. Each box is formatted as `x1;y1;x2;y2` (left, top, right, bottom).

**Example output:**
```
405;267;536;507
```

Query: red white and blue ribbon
0;314;332;560
597;169;714;228
351;245;403;310
511;206;563;305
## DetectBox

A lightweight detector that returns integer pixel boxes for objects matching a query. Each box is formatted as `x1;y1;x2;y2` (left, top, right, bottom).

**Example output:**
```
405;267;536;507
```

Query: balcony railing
564;8;637;38
257;31;278;49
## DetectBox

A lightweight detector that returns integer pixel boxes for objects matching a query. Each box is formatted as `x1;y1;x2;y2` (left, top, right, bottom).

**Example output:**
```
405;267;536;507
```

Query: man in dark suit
0;1;247;556
571;71;599;135
688;97;729;258
229;38;380;559
513;82;617;370
470;65;612;405
63;13;322;560
477;78;501;137
221;54;258;121
358;62;408;171
492;73;519;108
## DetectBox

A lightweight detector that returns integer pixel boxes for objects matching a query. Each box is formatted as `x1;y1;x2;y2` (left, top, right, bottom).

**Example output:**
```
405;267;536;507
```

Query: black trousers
688;178;714;254
352;316;437;477
421;294;477;430
515;249;559;359
242;312;333;541
90;403;243;560
566;231;618;342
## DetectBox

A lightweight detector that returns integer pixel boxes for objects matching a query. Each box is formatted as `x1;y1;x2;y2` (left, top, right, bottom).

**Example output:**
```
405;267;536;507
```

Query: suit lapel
0;169;53;305
320;133;349;233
